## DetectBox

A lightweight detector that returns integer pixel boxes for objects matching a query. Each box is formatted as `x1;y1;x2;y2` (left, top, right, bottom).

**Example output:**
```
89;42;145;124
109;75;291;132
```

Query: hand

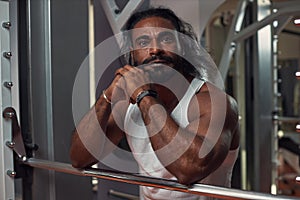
115;65;154;103
104;73;127;104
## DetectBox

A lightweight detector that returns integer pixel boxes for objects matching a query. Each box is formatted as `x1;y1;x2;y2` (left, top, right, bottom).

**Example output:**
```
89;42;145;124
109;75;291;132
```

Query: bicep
187;90;235;151
186;113;231;155
185;96;233;165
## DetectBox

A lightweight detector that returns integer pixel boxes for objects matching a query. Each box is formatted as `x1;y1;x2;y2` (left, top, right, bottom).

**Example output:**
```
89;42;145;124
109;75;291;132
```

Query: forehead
133;16;176;29
132;16;176;38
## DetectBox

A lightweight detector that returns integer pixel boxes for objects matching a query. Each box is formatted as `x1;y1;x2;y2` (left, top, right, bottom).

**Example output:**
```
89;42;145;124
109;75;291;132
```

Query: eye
160;33;176;44
162;35;174;43
136;38;150;48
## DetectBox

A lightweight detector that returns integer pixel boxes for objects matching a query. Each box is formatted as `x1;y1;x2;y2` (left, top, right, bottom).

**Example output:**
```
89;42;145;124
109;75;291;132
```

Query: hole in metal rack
296;124;300;132
296;71;300;79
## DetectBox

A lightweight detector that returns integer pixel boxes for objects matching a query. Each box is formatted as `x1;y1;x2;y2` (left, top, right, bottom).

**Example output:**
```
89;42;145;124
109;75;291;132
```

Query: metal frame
1;0;299;199
100;0;146;34
18;158;299;200
9;0;20;120
26;0;93;199
254;0;273;193
26;0;56;199
218;0;300;193
219;0;300;79
0;1;15;199
271;21;280;195
219;0;248;79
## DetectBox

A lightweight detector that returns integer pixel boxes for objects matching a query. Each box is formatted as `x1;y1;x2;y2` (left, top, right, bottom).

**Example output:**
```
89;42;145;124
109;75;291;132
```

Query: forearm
70;94;112;168
138;96;224;184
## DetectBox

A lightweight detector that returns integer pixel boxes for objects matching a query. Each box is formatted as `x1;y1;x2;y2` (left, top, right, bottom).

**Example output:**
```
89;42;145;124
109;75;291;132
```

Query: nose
149;40;163;56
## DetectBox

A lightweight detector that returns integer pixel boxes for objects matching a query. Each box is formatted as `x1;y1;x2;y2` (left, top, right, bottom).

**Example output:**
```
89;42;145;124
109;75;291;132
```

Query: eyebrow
157;31;176;38
135;35;150;43
134;30;176;41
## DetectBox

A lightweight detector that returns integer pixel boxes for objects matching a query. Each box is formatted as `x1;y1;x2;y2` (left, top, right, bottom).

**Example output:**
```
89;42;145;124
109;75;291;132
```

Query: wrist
136;90;158;106
102;90;113;104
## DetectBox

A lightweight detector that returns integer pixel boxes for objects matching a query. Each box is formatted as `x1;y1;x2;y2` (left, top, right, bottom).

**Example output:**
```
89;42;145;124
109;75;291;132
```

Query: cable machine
1;0;300;199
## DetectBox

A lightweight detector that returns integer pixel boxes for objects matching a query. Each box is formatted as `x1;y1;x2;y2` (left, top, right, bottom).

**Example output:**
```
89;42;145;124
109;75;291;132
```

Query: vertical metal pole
0;1;15;199
234;42;248;190
271;27;279;194
88;0;95;106
27;0;55;199
43;1;55;198
88;0;99;188
253;0;273;192
219;0;248;79
9;0;20;119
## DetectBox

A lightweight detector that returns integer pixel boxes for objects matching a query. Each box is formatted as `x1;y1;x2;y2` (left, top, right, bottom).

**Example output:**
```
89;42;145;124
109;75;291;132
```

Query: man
70;7;240;200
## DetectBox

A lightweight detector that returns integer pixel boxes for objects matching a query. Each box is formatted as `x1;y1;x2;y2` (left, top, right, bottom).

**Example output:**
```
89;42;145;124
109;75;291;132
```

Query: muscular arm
70;81;126;168
137;83;239;185
109;65;239;184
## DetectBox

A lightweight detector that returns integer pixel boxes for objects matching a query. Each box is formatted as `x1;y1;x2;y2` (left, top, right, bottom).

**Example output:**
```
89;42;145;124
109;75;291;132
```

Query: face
131;16;182;68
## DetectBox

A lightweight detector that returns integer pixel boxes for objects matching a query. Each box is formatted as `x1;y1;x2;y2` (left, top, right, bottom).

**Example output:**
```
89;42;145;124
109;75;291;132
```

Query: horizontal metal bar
282;29;300;36
108;189;139;200
22;158;299;200
273;116;300;123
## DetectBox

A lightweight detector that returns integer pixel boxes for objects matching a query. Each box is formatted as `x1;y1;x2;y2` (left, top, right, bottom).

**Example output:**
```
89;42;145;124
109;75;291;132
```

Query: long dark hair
120;7;222;87
124;7;195;38
121;7;201;77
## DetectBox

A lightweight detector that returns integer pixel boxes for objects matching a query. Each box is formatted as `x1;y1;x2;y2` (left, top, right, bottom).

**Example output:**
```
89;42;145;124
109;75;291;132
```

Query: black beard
133;55;197;78
141;55;174;65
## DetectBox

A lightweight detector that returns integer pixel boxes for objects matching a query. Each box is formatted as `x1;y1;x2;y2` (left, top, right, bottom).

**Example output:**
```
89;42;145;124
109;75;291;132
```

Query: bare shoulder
188;82;240;148
190;82;237;113
197;82;238;112
199;82;238;121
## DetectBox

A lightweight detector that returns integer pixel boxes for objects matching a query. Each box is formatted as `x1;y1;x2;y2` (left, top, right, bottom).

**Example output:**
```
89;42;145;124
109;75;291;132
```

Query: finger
115;72;123;77
123;65;144;74
123;65;134;70
115;75;126;90
114;68;128;77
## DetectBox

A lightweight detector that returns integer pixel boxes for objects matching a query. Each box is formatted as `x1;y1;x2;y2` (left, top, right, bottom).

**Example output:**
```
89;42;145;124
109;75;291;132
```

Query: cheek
163;45;181;56
133;50;148;64
173;44;181;54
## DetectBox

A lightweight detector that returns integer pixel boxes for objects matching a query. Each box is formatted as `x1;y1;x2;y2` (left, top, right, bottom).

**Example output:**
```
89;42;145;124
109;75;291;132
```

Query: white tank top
124;78;239;200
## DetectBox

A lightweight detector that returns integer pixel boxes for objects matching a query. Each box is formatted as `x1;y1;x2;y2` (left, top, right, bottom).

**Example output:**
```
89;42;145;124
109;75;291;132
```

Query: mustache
142;55;174;65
